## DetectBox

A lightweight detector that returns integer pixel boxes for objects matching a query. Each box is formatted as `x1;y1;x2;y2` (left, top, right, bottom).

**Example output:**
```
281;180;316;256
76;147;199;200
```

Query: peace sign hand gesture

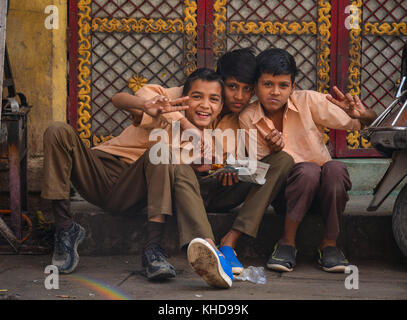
326;86;367;119
143;95;190;118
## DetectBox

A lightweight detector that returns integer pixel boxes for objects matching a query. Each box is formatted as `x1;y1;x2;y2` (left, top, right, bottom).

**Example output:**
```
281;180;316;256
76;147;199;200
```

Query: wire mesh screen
216;0;319;91
226;34;318;91
91;0;184;19
91;32;185;137
360;0;407;115
76;0;192;145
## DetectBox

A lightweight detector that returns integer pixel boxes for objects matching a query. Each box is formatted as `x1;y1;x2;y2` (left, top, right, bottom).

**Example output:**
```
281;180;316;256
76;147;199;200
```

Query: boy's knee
275;151;295;172
44;122;74;143
174;164;196;178
292;162;320;179
322;161;348;175
287;162;320;192
321;161;351;191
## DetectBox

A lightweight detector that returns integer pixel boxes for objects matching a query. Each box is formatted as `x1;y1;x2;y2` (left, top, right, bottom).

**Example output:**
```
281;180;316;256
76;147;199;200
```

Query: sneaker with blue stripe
219;246;244;275
187;238;233;289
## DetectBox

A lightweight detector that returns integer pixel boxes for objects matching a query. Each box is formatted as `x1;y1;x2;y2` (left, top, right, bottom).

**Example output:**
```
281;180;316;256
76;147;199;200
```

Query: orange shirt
134;84;242;162
239;90;362;165
93;85;185;163
93;113;173;164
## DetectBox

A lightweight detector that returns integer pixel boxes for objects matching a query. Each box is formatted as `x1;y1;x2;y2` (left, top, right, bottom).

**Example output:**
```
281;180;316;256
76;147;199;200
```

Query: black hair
216;48;257;84
255;48;298;83
182;68;225;101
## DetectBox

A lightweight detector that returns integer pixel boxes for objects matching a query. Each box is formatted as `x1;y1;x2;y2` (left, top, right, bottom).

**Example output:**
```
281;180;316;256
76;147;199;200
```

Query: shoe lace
55;229;73;254
147;245;168;262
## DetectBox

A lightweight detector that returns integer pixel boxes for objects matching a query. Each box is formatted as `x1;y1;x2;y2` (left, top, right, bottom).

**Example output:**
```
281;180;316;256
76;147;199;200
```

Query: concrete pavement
0;253;406;300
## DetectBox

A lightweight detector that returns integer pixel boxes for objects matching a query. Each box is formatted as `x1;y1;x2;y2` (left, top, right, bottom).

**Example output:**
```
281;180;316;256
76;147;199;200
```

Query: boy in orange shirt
43;68;233;287
239;48;377;273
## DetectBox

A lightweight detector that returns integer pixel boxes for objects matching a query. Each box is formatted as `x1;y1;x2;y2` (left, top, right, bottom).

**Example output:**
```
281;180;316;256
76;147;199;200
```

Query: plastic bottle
234;266;267;284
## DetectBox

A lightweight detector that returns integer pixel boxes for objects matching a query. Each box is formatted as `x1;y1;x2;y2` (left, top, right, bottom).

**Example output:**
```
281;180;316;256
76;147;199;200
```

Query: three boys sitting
42;47;376;289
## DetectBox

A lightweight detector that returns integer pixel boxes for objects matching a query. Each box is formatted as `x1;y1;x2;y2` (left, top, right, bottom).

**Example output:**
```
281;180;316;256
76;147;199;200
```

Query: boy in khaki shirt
43;68;238;288
239;48;377;273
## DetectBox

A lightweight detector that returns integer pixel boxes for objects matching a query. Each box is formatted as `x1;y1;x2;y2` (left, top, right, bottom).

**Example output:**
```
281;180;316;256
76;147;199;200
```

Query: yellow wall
6;0;67;156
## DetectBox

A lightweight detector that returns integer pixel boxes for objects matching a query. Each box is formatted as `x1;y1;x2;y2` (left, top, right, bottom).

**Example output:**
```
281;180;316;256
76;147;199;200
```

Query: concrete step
68;194;405;262
1;158;405;195
340;158;407;195
1;158;406;261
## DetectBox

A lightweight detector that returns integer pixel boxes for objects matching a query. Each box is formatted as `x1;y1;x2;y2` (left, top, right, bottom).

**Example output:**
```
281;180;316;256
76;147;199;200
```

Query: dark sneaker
52;222;86;274
318;246;350;273
142;245;176;281
187;238;233;289
266;243;297;272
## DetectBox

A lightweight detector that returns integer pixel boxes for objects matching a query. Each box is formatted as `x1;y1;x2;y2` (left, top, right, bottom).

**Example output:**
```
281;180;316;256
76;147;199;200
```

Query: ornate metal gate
335;0;407;157
69;0;198;147
68;0;407;157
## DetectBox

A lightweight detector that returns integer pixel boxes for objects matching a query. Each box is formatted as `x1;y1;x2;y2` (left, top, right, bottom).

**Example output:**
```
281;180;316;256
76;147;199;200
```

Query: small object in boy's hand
216;166;239;186
211;163;225;170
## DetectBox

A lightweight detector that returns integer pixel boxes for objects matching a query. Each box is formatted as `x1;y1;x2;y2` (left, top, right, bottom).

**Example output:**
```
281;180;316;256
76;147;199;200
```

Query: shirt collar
252;101;266;124
252;96;298;124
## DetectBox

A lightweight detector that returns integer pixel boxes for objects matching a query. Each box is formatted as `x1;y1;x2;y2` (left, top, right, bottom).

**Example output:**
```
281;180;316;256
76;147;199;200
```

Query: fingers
271;139;284;152
232;172;239;184
151;95;169;104
326;94;342;107
345;92;354;105
217;171;239;186
265;129;280;141
221;172;234;187
161;105;189;113
332;86;346;100
265;129;284;152
353;95;365;110
169;96;190;106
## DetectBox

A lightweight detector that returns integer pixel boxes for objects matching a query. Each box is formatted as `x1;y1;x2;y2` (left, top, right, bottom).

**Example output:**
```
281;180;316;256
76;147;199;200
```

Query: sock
144;221;165;251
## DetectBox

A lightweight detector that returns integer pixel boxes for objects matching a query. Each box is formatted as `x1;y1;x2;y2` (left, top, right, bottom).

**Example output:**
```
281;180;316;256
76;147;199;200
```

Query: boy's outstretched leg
173;165;233;288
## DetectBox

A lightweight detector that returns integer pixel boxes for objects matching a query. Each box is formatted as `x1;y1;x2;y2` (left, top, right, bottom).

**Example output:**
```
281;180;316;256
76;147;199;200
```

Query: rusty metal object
0;214;20;252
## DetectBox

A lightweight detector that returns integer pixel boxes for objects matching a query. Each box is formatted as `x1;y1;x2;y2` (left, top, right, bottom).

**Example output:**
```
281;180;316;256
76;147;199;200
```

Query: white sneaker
187;238;233;289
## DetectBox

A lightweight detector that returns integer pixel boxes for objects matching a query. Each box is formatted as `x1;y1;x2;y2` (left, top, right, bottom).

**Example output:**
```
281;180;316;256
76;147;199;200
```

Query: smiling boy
239;48;377;273
43;68;237;286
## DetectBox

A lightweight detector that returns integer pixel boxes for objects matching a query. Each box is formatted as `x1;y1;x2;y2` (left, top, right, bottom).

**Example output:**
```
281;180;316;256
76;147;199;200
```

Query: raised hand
265;128;284;153
143;95;189;117
326;86;366;119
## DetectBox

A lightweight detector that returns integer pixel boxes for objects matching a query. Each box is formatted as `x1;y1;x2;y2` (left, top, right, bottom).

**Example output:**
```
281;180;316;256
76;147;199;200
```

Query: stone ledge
1;157;406;195
67;195;404;261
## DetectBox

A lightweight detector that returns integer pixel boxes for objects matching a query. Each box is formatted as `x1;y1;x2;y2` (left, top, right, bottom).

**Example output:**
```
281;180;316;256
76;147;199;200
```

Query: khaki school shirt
134;84;242;162
238;90;362;165
93;113;173;164
93;85;185;163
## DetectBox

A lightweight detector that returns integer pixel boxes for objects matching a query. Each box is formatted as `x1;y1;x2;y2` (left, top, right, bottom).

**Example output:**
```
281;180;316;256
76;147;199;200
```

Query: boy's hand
265;129;284;153
326;86;366;119
217;170;239;187
143;95;189;117
326;86;377;126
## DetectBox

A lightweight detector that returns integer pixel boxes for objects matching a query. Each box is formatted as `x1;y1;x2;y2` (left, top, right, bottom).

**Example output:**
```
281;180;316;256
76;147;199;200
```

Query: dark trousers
281;161;352;240
198;151;294;238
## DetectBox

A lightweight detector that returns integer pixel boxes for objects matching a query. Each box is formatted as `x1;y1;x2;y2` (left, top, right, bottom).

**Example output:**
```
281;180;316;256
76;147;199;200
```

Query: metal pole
0;0;8;127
